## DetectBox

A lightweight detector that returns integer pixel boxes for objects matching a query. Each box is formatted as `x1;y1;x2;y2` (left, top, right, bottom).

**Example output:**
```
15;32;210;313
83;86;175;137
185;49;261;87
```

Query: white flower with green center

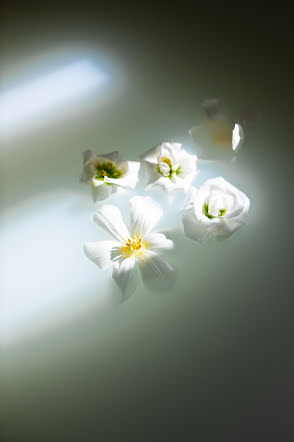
83;196;175;299
80;150;140;202
142;142;198;192
182;177;250;241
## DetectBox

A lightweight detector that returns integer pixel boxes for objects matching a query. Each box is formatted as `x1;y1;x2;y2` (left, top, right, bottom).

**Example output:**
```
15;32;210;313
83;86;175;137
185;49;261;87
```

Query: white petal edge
104;161;140;188
232;123;244;151
92;183;113;202
83;240;121;270
94;205;130;242
182;207;209;243
144;233;174;250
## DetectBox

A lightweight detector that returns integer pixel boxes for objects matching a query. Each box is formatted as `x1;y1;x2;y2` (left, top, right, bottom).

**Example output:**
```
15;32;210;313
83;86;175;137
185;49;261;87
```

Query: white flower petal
83;240;122;270
129;196;162;237
186;177;250;240
92;183;113;202
91;177;105;187
184;186;198;209
144;233;174;250
141;144;163;164
145;176;174;192
112;257;138;299
163;142;182;152
232;123;244;151
182;207;209;242
104;161;140;188
142;142;181;165
176;151;198;176
82;149;97;164
138;250;176;291
101;151;119;162
94;205;130;242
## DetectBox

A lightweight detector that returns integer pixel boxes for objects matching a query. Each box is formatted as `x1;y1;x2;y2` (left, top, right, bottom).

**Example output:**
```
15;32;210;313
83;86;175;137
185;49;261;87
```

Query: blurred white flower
183;177;250;242
142;142;198;192
84;196;175;299
189;99;244;158
80;150;140;202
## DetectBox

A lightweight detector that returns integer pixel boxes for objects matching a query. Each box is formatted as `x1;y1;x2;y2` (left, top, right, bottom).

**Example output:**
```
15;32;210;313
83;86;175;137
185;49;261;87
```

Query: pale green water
0;5;293;442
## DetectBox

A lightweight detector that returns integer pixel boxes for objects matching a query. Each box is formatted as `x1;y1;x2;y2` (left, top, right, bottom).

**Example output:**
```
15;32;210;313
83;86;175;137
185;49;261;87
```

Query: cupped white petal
129;196;162;237
142;144;163;164
145;176;174;192
144;233;174;250
104;161;140;188
170;173;186;190
94;205;130;242
182;207;209;242
83;240;122;270
175;150;198;177
184;186;198;210
159;144;180;170
142;142;181;165
187;177;250;239
232;124;244;151
137;249;176;291
92;183;113;202
112;257;139;299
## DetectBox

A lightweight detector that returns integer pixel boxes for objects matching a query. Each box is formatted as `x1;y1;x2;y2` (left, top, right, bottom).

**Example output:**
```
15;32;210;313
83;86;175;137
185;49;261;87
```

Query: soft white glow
0;60;106;130
0;191;109;346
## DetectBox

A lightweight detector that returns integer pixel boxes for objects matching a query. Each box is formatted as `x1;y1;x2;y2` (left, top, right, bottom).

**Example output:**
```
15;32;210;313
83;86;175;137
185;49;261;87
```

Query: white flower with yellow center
80;150;140;202
183;177;250;241
142;142;198;192
83;196;175;298
189;99;244;158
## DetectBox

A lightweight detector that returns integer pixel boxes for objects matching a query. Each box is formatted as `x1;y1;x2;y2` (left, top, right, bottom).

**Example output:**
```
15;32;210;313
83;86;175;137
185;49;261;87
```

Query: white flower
189;99;244;157
142;142;198;192
84;196;175;299
80;150;140;202
182;177;250;241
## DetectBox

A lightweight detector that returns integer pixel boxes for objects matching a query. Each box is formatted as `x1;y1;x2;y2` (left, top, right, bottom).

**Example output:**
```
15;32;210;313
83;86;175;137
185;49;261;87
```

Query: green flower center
158;157;181;179
95;162;122;180
203;203;226;219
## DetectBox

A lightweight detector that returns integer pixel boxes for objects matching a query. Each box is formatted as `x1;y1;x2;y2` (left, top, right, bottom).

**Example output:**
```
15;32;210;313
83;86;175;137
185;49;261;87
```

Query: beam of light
0;60;106;131
0;191;110;347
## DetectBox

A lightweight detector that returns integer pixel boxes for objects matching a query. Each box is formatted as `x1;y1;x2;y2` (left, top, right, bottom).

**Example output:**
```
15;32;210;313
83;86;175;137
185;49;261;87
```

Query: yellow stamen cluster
125;237;142;251
160;157;172;168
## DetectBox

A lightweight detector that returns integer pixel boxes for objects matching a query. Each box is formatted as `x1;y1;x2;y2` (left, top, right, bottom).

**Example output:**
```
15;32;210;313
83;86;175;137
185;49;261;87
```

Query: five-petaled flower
80;150;140;202
142;142;198;192
182;177;250;242
84;196;175;299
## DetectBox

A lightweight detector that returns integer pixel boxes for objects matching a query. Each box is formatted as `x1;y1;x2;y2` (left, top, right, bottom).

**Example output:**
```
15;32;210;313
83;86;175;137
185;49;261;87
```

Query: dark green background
1;3;293;441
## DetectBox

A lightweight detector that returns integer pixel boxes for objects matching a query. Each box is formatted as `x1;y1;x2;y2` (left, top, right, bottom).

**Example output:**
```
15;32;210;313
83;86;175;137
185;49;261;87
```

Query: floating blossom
141;142;198;192
189;99;244;157
80;150;140;202
84;196;175;299
182;177;250;242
